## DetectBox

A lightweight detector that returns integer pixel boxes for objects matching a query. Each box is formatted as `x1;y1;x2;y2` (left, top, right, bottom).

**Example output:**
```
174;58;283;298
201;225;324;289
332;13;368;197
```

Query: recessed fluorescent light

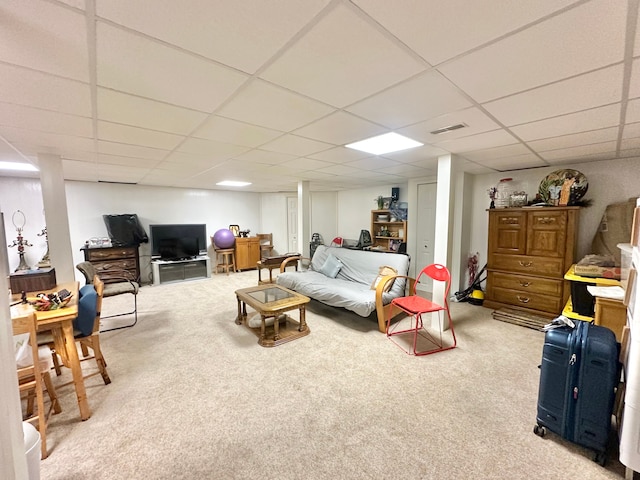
345;132;423;155
0;161;38;172
216;180;251;187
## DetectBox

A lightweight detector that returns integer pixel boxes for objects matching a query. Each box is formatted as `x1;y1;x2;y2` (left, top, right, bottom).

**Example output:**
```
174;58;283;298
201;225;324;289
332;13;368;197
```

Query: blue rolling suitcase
534;320;620;465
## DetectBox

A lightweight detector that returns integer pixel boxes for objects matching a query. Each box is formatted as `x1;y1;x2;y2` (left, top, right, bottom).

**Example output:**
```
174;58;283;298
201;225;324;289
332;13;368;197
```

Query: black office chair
76;261;139;332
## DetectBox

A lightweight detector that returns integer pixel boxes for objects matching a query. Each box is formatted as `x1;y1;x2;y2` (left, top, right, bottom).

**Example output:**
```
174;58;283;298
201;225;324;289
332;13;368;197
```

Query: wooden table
256;253;301;284
235;284;310;347
11;281;91;421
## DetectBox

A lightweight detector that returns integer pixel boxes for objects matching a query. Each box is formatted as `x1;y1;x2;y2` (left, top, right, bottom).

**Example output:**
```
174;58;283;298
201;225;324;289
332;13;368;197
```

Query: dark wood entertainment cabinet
81;245;141;283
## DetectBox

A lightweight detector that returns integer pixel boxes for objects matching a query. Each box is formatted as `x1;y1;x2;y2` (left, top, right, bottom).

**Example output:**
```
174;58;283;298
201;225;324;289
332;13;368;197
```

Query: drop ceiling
0;0;638;192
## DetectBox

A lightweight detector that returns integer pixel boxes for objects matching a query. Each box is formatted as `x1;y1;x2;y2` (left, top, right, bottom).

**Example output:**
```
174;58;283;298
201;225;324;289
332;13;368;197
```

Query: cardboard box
573;264;621;279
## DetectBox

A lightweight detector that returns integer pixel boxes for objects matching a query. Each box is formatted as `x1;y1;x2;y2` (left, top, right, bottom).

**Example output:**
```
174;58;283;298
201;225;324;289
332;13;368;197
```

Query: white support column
298;181;311;258
0;210;29;480
433;154;459;328
37;154;75;283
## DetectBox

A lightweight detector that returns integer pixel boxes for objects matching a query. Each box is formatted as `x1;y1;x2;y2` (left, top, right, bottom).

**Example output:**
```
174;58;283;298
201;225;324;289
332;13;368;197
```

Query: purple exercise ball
213;228;235;249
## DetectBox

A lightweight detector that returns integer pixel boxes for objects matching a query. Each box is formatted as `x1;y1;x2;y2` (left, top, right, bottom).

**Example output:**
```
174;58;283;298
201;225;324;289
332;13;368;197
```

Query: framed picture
382;197;392;209
389;239;401;252
229;225;240;237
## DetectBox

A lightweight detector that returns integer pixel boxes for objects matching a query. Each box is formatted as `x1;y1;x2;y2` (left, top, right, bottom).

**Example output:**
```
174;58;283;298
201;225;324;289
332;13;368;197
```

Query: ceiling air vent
430;123;467;135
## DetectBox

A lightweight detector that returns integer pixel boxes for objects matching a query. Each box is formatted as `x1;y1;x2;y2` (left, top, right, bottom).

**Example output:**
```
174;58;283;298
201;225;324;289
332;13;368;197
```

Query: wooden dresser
81;245;140;283
235;237;260;270
484;207;579;317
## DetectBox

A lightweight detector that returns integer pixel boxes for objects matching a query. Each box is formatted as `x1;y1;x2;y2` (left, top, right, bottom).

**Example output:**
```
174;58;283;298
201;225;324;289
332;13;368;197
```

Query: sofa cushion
319;253;343;278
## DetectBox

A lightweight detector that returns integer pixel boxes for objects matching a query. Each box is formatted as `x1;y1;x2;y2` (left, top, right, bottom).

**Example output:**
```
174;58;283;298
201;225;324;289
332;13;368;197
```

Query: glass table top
246;286;296;304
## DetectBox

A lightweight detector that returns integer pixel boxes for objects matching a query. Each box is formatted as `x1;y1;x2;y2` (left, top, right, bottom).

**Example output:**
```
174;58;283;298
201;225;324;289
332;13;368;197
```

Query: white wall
468;157;640;270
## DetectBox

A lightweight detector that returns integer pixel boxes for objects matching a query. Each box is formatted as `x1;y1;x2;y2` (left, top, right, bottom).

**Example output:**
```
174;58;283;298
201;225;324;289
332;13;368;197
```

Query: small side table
257;254;300;284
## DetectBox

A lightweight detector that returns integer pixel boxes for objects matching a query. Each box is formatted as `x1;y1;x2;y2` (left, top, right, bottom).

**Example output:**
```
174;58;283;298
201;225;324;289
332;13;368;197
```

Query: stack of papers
586;285;625;300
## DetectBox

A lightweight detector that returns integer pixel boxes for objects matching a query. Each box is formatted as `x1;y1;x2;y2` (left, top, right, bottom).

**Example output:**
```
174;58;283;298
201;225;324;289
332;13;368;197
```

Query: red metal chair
387;264;456;356
330;237;343;247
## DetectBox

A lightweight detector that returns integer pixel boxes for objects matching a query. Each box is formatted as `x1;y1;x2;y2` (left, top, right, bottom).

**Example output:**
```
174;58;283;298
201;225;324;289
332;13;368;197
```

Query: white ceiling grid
0;0;638;191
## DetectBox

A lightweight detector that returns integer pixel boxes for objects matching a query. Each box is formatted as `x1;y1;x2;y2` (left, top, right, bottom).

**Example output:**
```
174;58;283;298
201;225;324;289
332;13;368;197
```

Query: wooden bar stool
215;248;236;275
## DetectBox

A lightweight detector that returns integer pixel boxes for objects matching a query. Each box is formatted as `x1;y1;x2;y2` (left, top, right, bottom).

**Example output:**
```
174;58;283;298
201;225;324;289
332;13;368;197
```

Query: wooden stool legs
215;249;236;275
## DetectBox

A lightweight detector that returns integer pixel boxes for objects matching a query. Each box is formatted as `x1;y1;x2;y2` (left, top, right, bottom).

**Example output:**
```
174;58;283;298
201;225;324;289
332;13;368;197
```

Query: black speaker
391;187;399;201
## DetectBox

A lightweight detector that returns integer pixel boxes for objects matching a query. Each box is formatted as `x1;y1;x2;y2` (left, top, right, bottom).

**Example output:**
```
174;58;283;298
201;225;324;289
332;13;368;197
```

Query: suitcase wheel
533;425;546;437
593;451;606;467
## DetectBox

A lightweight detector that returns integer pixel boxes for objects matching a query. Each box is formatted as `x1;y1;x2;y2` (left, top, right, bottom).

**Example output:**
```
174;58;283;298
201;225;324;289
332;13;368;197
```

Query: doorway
415;182;437;293
287;196;298;253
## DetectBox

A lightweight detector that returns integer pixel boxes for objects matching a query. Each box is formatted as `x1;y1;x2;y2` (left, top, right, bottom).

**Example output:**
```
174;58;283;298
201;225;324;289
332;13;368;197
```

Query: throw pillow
319;253;343;278
370;265;398;292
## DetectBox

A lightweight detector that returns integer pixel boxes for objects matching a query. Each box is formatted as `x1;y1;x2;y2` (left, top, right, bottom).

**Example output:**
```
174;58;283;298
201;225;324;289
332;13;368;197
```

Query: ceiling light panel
346;132;423;155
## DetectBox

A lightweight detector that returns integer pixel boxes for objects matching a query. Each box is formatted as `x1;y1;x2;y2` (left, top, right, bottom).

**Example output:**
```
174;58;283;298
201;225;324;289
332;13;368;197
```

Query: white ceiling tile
97;88;208;135
97;23;248;112
344;156;402;170
625;98;640;124
475;153;547;170
434;129;518;153
398;107;501;144
463;143;532;162
307;146;370;163
97;164;150;183
315;164;363;176
97;121;185;151
527;127;619;153
628;59;640;100
97;0;331;74
259;134;333;156
163;150;230;167
0;64;91;116
192;116;283;147
0;126;94;153
260;2;426;107
294;111;386;145
382;144;449;164
439;0;627;102
217;80;334;132
374;164;434;177
97;140;168;161
483;65;624;126
0;103;92;138
62;159;98;182
232;149;298;166
0;0;89;81
539;141;617;160
511;104;621;141
621;137;640;150
176;138;250;159
622;122;640;139
345;70;471;129
277;157;334;171
354;0;577;65
96;154;159;168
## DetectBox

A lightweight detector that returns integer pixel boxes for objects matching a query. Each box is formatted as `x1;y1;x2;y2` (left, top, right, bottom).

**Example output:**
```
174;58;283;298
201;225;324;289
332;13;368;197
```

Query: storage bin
564;265;622;317
619;243;632;286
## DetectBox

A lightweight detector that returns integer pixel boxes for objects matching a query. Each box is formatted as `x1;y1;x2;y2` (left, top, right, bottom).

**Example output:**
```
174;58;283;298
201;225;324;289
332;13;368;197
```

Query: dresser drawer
490;253;565;277
85;246;137;261
491;286;563;314
488;271;563;296
93;258;138;273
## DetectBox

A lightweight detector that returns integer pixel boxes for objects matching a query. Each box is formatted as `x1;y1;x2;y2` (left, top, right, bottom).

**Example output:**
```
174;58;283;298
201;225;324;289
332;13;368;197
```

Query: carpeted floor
37;270;627;479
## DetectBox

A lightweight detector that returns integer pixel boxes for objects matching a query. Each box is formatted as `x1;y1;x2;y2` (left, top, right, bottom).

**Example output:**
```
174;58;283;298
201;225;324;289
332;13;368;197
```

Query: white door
287;196;298;253
415;182;437;293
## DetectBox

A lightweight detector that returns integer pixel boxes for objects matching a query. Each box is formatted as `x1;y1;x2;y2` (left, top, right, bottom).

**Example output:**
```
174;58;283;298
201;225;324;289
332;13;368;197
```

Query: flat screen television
150;224;207;260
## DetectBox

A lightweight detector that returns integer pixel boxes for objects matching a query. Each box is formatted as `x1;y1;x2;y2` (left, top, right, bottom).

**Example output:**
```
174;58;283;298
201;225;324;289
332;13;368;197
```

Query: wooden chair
14;311;62;459
76;261;138;332
41;276;111;385
387;264;456;356
257;233;274;258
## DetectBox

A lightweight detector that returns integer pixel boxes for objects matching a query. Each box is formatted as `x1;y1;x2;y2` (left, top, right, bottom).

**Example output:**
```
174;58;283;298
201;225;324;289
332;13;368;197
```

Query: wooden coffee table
235;284;310;347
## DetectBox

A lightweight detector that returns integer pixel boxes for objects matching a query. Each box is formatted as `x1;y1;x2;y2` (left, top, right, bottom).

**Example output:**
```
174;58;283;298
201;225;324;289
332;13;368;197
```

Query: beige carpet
37;270;626;479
